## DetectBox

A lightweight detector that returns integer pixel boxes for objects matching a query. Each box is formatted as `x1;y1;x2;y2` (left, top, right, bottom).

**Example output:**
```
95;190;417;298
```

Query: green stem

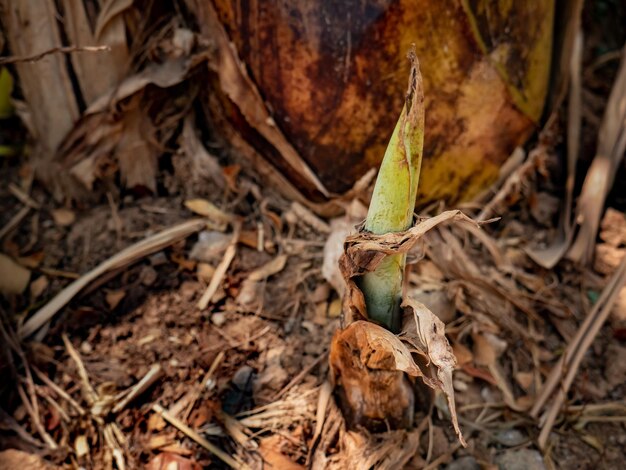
359;51;424;332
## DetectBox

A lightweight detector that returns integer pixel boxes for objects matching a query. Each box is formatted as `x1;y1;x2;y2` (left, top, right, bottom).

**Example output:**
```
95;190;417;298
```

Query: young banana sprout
359;51;424;332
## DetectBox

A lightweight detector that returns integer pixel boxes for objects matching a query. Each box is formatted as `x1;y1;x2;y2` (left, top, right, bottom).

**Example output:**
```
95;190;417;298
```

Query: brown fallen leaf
258;435;305;470
0;252;31;295
0;449;58;469
401;299;466;445
50;208;76;226
330;321;420;430
30;275;49;300
105;289;126;310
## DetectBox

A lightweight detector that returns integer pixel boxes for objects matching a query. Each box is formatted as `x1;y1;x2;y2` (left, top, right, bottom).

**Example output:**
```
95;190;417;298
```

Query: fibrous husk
193;0;554;205
329;210;471;450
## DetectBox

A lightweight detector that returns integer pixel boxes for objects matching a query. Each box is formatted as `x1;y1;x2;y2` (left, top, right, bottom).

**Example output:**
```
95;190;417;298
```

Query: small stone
140;266;158;286
494;429;527;447
211;312;226;326
445;456;480;470
149;251;168;266
232;365;254;390
496;449;546;470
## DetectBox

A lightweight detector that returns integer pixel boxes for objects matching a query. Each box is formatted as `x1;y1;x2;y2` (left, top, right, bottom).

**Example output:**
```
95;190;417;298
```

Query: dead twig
0;45;111;65
112;364;163;414
568;45;626;264
63;334;98;405
8;183;40;209
0;206;30;241
152;403;250;470
532;254;626;448
198;223;241;310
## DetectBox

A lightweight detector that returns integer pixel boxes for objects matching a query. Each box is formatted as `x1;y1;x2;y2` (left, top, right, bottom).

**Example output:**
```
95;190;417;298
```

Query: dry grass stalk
152;403;250;470
20;218;206;338
112;364;163;414
0;45;110;65
568;45;626;264
198;224;241;310
532;254;626;448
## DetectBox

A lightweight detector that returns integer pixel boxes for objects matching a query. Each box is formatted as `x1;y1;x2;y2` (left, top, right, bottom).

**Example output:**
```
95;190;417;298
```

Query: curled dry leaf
330;210;471;445
330;321;418;430
401;298;466;445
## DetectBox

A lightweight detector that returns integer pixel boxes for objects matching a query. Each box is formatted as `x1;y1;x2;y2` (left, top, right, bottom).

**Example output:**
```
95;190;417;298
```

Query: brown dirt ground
1;2;626;468
2;134;626;469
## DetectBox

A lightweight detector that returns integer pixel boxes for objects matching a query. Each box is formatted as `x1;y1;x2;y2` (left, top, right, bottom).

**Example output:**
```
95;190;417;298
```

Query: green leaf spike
359;50;424;332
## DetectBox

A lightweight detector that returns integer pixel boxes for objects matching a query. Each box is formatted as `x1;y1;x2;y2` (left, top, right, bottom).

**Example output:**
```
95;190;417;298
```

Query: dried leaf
335;321;422;375
0;449;58;469
258;435;305;470
515;371;534;392
116;96;157;192
105;289;126;309
322;217;357;297
401;298;466;445
452;342;473;366
0;253;31;295
197;262;215;282
184;199;233;225
51;208;75;226
30;275;49;300
247;255;288;282
329;321;420;429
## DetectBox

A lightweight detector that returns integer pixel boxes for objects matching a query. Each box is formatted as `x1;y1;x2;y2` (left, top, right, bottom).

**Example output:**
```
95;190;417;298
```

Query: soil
2;131;626;468
1;2;626;469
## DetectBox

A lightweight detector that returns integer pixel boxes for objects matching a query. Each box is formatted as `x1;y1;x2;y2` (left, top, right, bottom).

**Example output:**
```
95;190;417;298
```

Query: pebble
232;365;254;390
445;456;479;470
211;311;226;326
496;449;546;470
494;429;527;447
